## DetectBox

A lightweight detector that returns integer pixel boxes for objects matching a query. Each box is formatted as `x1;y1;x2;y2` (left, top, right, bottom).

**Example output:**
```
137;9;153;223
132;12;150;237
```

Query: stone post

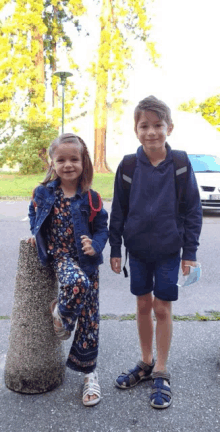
4;240;66;393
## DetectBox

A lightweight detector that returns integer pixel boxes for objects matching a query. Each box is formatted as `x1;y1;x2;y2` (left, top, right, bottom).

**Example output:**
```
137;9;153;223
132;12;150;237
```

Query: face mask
178;263;201;287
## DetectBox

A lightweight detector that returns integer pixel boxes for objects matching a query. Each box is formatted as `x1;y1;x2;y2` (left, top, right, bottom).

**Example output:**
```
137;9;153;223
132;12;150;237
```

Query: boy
109;95;202;409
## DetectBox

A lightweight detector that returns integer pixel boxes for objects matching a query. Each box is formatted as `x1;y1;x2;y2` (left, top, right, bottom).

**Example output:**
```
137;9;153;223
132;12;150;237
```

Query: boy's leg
150;253;180;408
153;298;172;372
115;257;155;389
136;292;154;366
153;252;180;371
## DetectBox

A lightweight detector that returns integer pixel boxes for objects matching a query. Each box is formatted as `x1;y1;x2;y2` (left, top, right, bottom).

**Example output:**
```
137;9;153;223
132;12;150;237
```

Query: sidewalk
0;318;219;432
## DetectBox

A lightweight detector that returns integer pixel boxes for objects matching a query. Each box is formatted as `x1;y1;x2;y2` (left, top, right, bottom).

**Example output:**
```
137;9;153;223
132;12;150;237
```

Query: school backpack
120;150;189;276
121;150;188;218
88;189;102;232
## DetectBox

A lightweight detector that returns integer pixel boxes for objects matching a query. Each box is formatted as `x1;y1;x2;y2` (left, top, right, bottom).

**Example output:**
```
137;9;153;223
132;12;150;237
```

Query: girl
27;133;108;406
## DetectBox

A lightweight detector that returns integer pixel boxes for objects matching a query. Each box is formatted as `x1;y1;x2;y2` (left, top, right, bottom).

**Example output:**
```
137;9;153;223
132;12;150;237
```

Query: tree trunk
52;42;58;108
52;7;58;108
93;0;112;173
34;32;44;85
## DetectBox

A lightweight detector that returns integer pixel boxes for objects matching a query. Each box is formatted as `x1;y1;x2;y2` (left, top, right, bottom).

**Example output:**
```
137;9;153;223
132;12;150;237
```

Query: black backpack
120;150;189;276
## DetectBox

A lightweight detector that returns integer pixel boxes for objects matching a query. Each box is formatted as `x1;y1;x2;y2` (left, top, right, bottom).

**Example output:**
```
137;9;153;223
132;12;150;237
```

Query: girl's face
52;142;83;185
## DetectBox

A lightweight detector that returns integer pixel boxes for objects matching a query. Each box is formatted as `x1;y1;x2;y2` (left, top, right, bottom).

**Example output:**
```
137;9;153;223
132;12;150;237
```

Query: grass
1;312;220;321
100;312;220;321
0;172;115;200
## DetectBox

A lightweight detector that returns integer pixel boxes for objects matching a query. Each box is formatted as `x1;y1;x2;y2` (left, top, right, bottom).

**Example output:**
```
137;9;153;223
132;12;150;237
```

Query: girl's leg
153;298;173;372
136;292;154;366
67;269;100;405
53;257;90;331
67;269;99;373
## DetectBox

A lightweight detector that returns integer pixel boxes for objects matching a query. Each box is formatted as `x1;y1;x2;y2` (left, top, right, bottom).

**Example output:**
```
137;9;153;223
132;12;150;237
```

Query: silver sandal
83;371;101;407
50;299;71;340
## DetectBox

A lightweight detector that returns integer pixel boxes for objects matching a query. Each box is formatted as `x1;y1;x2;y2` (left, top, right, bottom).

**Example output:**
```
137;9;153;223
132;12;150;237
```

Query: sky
59;0;220;112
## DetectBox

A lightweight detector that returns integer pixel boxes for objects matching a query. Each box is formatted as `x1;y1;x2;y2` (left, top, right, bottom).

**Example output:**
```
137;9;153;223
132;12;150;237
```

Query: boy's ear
167;123;174;136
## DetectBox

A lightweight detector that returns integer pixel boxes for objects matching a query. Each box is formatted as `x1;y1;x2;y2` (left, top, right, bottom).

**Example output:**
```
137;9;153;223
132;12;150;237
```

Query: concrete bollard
4;240;66;394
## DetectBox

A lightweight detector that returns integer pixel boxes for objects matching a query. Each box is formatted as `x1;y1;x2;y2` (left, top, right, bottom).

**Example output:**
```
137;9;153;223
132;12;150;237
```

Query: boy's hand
26;237;36;247
110;257;121;274
181;260;197;276
81;235;96;256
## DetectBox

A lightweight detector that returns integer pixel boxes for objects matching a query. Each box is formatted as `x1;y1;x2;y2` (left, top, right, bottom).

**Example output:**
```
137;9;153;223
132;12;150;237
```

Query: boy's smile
135;111;173;156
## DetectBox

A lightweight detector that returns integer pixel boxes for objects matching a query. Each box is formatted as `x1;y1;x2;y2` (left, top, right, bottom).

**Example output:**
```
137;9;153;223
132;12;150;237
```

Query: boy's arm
109;161;127;259
182;161;202;261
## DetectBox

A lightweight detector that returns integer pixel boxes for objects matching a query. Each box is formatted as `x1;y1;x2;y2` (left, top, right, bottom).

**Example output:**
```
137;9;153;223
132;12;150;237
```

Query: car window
188;154;220;172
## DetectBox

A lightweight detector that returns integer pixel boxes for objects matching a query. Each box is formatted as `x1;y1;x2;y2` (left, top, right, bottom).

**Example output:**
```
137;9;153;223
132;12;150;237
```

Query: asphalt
0;201;220;431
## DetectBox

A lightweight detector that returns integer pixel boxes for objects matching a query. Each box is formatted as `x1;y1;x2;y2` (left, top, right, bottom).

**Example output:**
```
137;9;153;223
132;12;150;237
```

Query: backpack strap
120;154;137;277
121;153;137;219
172;150;189;214
88;189;102;223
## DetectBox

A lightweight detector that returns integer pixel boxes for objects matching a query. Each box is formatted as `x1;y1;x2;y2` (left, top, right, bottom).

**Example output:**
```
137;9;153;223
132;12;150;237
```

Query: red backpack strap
88;189;102;223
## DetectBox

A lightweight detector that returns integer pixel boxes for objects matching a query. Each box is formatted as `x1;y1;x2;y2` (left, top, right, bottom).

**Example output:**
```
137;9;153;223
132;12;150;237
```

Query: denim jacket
28;179;109;276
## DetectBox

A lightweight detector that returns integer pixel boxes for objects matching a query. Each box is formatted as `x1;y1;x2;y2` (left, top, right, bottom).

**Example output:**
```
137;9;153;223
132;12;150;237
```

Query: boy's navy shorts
129;252;180;301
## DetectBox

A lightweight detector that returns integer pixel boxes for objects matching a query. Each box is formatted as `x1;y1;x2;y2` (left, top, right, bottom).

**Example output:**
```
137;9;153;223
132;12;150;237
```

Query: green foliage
0;120;58;174
0;172;115;199
179;95;220;131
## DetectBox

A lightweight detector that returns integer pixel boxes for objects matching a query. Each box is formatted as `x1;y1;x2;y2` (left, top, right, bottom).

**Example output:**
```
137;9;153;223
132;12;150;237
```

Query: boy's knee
153;298;172;320
137;293;153;315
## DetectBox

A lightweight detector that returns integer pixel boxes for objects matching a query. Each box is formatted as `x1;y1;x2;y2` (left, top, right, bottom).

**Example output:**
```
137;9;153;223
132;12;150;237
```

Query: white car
188;154;220;210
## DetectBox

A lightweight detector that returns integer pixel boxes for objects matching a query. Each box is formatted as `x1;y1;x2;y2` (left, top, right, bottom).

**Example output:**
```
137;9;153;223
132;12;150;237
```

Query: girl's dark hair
134;95;173;131
41;133;93;193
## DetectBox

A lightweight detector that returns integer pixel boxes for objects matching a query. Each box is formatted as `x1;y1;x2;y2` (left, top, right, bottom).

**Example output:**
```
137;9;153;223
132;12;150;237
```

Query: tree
0;0;86;172
90;0;158;172
179;95;220;131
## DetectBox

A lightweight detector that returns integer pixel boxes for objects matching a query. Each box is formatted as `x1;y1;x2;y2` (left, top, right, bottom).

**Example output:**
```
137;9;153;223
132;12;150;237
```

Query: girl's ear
167;123;174;136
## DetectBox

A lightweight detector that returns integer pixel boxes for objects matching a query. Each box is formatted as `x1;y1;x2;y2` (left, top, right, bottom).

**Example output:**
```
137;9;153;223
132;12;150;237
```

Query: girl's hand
26;237;36;247
181;260;197;276
81;235;96;256
110;257;121;274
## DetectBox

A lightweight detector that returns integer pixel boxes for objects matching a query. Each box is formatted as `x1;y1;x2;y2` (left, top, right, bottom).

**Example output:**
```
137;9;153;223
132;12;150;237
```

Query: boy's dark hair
134;95;173;131
41;133;93;193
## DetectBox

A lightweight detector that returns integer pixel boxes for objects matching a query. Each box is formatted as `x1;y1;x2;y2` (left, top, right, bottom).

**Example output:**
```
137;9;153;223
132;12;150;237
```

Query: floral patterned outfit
46;187;99;373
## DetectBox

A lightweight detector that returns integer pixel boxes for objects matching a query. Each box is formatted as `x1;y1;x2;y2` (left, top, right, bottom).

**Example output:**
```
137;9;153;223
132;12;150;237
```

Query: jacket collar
137;142;172;166
46;178;83;198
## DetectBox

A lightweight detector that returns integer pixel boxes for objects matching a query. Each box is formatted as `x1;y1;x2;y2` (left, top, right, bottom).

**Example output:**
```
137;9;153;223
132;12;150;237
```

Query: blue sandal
150;371;172;409
115;359;155;389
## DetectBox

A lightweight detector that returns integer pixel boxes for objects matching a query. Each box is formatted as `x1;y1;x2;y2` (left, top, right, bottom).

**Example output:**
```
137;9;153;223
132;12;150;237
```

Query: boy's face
135;111;173;154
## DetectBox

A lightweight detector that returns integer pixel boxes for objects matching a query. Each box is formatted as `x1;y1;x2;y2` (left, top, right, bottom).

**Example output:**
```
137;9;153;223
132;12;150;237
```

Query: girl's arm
28;198;36;235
